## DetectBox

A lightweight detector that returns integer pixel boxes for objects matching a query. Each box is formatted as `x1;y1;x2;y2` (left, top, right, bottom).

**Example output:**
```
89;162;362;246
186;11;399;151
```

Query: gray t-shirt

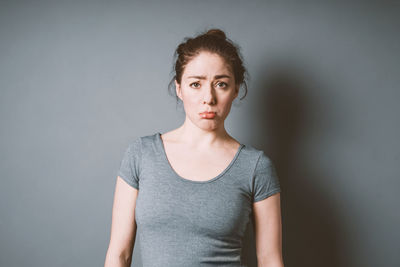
117;132;281;267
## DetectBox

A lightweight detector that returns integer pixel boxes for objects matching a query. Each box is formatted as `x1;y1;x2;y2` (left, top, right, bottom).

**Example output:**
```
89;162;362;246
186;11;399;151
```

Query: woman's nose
203;84;216;104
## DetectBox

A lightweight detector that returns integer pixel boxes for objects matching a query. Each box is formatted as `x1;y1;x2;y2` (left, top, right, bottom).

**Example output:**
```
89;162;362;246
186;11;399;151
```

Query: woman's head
168;28;249;132
169;28;248;103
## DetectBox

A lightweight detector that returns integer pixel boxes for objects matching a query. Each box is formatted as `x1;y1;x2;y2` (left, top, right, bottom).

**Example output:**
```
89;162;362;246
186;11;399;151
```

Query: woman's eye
190;82;200;88
216;82;228;88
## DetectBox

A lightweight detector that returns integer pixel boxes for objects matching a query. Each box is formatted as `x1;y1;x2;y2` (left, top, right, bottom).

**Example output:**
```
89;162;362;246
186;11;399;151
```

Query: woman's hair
168;28;249;105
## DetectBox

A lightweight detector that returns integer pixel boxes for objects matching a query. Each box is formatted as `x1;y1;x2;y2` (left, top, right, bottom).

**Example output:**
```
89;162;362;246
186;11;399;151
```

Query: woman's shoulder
240;142;262;153
138;132;160;142
239;142;273;162
123;132;158;152
126;132;159;143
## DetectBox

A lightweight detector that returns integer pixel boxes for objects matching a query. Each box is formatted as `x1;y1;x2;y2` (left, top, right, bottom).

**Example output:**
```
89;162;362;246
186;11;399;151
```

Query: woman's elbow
104;248;132;267
257;255;284;267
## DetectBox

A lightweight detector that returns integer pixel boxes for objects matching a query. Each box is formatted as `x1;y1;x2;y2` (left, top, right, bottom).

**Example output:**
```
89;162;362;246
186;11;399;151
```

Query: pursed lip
199;111;216;114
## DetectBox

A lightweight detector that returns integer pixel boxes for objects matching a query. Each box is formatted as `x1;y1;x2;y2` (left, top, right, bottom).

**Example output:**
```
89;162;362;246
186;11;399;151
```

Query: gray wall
1;1;399;266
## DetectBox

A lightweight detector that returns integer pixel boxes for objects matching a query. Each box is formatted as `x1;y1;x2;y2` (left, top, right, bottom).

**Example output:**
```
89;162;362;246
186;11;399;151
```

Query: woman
105;29;283;267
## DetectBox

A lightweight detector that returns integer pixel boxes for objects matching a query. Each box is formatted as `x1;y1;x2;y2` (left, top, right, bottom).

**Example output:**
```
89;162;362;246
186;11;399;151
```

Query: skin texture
104;177;137;267
105;51;284;267
253;193;284;267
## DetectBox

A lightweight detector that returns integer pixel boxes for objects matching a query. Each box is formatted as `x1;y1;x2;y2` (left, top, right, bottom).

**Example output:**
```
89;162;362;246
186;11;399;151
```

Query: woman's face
175;51;239;131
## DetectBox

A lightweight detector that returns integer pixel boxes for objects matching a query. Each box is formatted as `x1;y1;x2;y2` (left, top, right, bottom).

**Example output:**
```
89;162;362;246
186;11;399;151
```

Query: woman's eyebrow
187;75;231;79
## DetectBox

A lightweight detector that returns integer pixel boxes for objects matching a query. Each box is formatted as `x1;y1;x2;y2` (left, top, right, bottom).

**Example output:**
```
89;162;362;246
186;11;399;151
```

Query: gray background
0;0;399;266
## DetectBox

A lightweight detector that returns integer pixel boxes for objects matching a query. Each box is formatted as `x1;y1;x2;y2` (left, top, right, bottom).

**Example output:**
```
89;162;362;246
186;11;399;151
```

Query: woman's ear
175;80;183;101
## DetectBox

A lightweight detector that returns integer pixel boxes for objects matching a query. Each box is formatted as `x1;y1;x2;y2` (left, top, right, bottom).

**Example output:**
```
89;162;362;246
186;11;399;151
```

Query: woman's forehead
183;53;233;78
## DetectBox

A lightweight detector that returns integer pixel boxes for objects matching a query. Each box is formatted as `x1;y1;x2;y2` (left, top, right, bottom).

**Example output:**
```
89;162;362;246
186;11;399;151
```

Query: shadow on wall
240;64;344;267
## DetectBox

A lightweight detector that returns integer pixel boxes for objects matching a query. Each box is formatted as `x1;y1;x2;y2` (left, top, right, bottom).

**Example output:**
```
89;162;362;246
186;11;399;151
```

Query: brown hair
168;28;249;104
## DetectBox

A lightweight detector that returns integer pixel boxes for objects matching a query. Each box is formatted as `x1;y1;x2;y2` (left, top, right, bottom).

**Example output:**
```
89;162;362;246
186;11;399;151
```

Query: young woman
105;29;283;267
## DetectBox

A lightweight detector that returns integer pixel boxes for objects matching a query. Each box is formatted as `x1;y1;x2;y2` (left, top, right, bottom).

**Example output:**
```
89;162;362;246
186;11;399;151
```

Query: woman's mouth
199;111;216;119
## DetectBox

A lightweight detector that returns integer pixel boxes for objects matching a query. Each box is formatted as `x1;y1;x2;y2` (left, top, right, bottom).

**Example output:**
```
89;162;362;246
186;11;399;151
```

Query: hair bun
204;29;226;39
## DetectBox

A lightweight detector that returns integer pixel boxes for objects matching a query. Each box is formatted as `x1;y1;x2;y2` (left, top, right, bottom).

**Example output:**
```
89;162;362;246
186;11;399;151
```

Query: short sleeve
251;151;281;202
117;137;142;190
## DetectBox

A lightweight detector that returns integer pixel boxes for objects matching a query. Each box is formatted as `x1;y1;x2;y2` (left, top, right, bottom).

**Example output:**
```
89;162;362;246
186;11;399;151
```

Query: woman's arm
252;193;284;267
104;176;139;267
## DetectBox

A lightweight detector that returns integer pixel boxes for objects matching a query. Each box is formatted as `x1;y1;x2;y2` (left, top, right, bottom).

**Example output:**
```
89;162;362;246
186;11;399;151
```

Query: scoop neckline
156;132;244;184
